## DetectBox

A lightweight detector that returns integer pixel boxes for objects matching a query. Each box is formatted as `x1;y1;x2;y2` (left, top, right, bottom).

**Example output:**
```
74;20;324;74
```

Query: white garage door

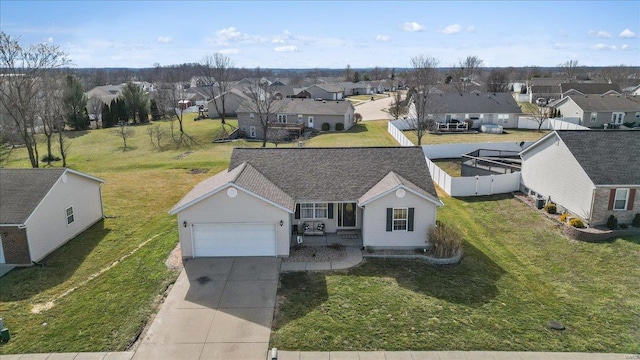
192;223;277;257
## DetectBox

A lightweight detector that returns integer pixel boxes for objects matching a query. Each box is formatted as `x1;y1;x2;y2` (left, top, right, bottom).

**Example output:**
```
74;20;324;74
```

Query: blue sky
1;1;638;69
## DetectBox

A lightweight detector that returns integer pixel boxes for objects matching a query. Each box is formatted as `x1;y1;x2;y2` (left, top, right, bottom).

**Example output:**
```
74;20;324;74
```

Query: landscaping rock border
363;250;462;265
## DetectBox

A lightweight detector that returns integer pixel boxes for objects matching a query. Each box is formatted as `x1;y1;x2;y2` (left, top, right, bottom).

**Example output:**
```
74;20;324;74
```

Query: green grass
271;194;640;352
346;94;388;102
432;158;462;177
403;129;548;145
0;115;397;354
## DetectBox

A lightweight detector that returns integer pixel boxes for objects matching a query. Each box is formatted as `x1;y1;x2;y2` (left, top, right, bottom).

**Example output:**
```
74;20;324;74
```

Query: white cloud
589;30;612;38
376;34;390;42
552;43;569;50
47;37;54;43
621;44;630;50
401;22;424;32
619;28;636;38
274;45;297;52
438;24;461;34
157;36;173;44
466;26;475;33
592;43;617;50
219;48;240;55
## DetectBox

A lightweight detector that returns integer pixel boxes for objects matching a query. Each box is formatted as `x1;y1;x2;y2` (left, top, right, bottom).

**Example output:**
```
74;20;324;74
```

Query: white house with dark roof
550;94;640;128
169;147;442;258
237;98;355;139
0;168;105;266
520;131;639;226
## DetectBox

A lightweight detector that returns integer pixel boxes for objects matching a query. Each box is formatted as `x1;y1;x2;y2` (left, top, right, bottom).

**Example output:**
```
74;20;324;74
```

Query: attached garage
192;223;277;257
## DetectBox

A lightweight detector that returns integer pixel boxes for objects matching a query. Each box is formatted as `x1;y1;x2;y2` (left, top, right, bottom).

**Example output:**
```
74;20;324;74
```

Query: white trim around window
249;126;256;138
277;114;287;123
613;188;629;210
65;206;75;225
300;202;328;219
590;112;597;122
392;207;408;231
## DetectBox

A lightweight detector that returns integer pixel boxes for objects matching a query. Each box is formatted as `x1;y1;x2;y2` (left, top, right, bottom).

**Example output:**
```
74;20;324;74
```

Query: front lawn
271;194;640;352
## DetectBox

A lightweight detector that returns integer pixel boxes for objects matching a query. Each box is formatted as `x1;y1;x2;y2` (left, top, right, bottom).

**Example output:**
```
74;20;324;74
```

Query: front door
307;116;314;128
337;202;357;227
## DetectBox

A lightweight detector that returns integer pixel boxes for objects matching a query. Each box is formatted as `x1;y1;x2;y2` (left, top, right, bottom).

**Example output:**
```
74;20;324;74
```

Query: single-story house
527;78;562;103
520;130;639;226
169;147;443;258
560;83;621;98
415;92;523;128
0;168;105;266
236;98;355;139
305;84;345;100
207;88;250;118
550;94;640;128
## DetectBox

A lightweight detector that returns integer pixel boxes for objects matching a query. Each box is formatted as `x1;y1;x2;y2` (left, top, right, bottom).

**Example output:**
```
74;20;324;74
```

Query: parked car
536;98;547;106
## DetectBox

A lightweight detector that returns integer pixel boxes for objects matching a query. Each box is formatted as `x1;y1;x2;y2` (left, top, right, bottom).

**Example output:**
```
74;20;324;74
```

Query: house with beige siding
237;98;355;139
0;169;105;267
169;147;442;258
550;94;640;128
520;131;639;227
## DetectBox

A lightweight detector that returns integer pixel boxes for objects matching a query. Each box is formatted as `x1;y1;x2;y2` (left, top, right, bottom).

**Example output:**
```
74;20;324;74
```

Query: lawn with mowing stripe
271;194;640;352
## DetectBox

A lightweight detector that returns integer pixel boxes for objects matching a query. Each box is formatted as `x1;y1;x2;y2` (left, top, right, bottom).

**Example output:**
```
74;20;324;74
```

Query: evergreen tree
101;102;114;128
150;99;162;120
116;98;127;123
63;74;90;130
120;81;148;123
138;106;149;123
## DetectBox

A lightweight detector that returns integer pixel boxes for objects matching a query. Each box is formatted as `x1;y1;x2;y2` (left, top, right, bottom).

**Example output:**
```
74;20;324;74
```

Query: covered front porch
291;230;362;248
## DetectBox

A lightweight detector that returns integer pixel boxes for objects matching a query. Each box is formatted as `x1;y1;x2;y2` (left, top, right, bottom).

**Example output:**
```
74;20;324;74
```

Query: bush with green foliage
633;213;640;227
544;203;557;214
321;123;330;131
559;213;569;223
335;123;344;131
569;218;585;228
427;222;463;258
607;215;618;230
40;154;61;162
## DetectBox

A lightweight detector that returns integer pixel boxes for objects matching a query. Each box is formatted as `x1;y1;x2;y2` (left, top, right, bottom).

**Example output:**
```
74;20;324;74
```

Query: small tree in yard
529;105;549;131
147;124;166;150
407;55;441;145
114;122;135;151
388;91;406;120
354;113;363;123
267;128;290;147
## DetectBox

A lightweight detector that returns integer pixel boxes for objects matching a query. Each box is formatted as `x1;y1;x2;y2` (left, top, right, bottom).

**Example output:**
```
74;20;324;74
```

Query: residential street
354;96;395;121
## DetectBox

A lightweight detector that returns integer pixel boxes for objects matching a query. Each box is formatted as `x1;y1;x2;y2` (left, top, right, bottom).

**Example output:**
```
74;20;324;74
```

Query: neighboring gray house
0;169;105;266
339;82;371;96
527;78;562;103
237;98;355;139
85;84;126;104
305;84;345;100
419;92;523;128
551;94;640;127
520;131;639;227
560;83;621;98
169;147;442;258
207;88;250;118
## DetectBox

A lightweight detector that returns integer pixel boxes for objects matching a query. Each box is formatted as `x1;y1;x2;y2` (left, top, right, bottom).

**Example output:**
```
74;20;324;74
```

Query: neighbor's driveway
133;257;280;360
355;96;395;121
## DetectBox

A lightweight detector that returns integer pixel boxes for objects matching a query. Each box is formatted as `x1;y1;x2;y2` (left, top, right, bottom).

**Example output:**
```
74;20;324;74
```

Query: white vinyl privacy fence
387;120;537;197
517;117;588;130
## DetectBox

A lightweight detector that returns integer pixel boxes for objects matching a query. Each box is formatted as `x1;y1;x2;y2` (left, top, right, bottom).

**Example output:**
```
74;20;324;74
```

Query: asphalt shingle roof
1;168;65;224
560;83;621;95
229;147;438;202
563;94;640;112
435;92;522;114
556;130;640;185
237;98;352;116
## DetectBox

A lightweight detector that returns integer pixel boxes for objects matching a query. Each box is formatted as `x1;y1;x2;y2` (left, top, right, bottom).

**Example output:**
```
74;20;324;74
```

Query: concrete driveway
355;96;395;121
133;257;281;360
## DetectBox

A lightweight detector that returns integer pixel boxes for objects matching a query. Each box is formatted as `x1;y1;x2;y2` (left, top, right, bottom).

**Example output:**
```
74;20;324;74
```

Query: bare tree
0;31;69;168
38;72;65;165
450;55;483;93
57;127;71;167
559;60;580;82
388;91;406;120
354;113;363;124
600;65;634;88
407;55;440;145
485;69;512;92
155;66;197;148
343;64;353;82
201;53;235;125
244;68;286;148
147;123;166;150
529;104;549;131
113;121;135;151
267;127;290;147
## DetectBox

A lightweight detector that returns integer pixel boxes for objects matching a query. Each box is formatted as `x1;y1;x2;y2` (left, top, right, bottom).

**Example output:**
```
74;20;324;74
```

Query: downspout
588;187;596;226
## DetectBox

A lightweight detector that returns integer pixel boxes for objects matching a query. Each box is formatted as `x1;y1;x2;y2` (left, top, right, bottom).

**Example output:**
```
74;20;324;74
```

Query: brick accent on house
591;187;640;226
1;226;31;265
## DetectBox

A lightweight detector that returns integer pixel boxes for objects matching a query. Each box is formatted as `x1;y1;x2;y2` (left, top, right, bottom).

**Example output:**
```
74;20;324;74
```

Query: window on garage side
65;206;75;225
614;189;629;210
392;208;408;231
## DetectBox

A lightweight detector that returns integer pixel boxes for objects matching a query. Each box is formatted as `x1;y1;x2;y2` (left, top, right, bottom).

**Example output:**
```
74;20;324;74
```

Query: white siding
521;134;595;220
176;186;290;257
362;190;436;249
25;172;104;262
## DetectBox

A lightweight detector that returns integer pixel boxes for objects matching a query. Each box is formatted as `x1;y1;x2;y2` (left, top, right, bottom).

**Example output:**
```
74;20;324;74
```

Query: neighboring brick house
550;94;640;128
0;168;105;266
520;130;639;227
237;98;355;139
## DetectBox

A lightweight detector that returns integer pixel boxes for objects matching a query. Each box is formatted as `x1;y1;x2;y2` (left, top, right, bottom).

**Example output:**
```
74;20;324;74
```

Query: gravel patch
284;246;347;263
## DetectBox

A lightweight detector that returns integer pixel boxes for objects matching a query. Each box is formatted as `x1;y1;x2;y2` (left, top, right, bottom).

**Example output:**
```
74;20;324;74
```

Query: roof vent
476;93;480;96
